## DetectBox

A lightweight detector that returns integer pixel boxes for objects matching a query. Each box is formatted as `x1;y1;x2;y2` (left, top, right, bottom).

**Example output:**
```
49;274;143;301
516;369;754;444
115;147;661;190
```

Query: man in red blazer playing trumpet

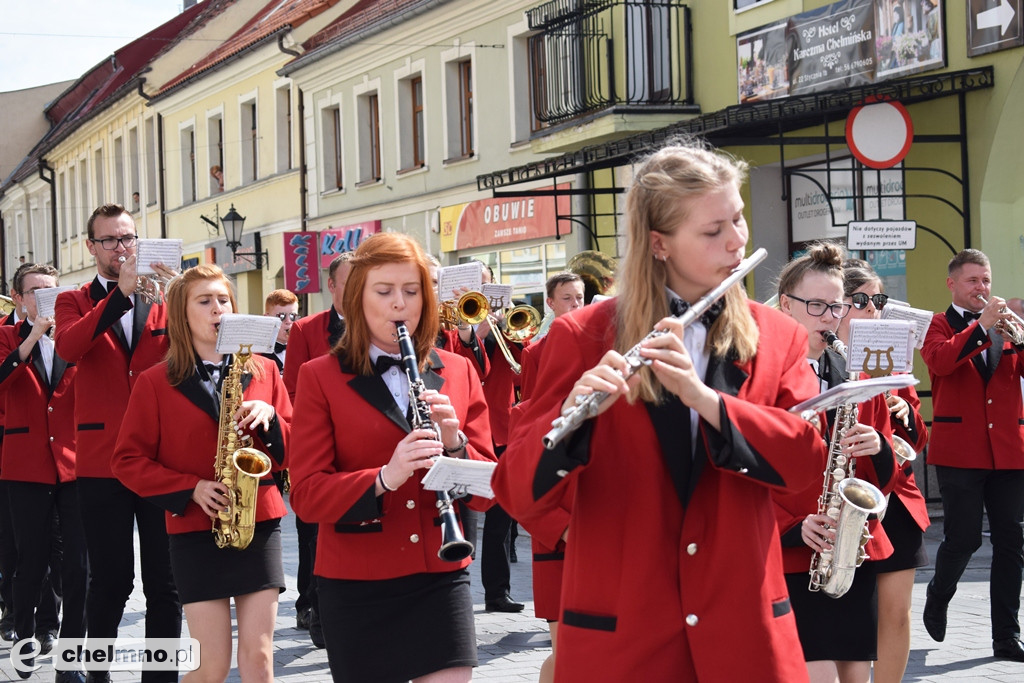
54;204;181;683
921;248;1024;661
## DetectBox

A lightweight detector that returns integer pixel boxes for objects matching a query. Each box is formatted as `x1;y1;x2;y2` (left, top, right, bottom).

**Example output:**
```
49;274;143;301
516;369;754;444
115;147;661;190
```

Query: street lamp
219;204;268;269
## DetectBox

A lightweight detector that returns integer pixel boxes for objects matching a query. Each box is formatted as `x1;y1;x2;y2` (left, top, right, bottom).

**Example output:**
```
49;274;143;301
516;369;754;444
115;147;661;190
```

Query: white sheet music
789;375;919;415
136;239;183;275
215;313;281;355
33;286;77;320
437;264;483;302
481;283;514;310
881;303;934;349
420;456;497;499
848;319;915;374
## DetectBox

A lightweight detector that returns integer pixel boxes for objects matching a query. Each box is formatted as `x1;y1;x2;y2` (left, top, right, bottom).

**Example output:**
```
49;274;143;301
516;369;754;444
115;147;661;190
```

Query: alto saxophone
213;345;273;550
808;332;887;598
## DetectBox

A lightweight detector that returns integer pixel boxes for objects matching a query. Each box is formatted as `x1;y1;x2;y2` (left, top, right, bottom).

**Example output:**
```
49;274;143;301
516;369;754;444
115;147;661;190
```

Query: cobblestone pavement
2;501;1023;681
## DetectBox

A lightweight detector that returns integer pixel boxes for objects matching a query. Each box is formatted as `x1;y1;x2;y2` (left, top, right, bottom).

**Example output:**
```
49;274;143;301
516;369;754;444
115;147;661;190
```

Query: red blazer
480;333;525;448
891;384;930;532
773;349;898;573
493;299;825;683
288;348;495;581
0;323;77;483
55;280;169;479
283;307;343;402
922;307;1024;469
111;355;291;535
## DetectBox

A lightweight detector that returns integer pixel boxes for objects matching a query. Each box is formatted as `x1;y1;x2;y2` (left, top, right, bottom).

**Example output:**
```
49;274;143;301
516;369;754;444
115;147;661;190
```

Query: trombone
440;292;541;374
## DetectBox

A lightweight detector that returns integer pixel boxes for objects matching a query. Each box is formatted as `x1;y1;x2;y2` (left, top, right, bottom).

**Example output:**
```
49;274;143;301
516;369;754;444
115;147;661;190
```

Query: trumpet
976;295;1024;345
117;255;169;305
0;295;16;316
440;292;541;374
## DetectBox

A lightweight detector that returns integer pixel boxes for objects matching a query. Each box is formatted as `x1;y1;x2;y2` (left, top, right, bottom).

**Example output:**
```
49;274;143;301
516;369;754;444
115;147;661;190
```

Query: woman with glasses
773;241;898;683
837;261;929;683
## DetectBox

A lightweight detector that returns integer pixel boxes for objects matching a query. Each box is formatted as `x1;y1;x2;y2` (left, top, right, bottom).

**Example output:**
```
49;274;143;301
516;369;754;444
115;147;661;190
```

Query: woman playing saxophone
774;243;899;683
112;265;291;681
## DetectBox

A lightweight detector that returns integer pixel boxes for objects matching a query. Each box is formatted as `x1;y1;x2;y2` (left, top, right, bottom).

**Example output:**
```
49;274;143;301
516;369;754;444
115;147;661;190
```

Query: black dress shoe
36;630;58;655
0;626;15;642
485;595;525;613
923;590;947;642
85;672;111;683
309;608;326;649
55;671;87;683
296;605;311;630
993;638;1024;661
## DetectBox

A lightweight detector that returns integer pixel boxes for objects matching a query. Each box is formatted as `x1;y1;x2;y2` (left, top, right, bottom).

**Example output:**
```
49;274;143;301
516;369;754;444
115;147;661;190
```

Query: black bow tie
670;297;724;327
374;355;404;375
202;362;222;384
274;341;287;354
963;310;981;322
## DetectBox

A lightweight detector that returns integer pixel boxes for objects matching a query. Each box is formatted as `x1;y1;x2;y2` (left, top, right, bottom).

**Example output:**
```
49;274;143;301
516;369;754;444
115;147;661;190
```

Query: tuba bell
439;292;540;374
567;250;617;303
0;295;16;316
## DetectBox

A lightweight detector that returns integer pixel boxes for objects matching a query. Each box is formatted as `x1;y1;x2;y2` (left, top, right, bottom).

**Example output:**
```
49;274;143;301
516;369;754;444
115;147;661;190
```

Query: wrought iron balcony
526;0;693;125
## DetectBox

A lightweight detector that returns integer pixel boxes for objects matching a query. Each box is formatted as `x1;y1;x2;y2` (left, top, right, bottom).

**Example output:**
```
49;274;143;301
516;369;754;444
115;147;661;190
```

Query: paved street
3;500;1024;681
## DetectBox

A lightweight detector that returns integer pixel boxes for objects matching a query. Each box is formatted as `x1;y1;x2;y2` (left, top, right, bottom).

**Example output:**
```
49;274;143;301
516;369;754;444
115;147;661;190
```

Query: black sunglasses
275;312;301;322
850;292;888;310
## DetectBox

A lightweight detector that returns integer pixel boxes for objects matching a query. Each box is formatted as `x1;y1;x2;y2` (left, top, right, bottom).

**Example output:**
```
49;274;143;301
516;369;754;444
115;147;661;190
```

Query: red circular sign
846;100;914;169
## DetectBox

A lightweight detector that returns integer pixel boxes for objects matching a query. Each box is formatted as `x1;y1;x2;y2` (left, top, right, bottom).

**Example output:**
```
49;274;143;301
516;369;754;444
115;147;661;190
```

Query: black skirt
873;494;929;573
317;569;476;683
168;519;284;604
786;561;878;662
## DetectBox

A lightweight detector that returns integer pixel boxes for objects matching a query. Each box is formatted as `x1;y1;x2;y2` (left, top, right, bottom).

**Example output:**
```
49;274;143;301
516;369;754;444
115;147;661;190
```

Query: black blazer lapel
946;307;989;380
645;397;693;508
49;355;69;395
175;371;220;424
129;298;153;356
343;352;411;434
327;309;346;347
88;278;107;304
987;328;1004;381
30;343;49;391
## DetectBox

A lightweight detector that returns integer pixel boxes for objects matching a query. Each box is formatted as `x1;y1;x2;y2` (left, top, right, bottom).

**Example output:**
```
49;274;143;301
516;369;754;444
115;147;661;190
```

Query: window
113;137;125;206
322;105;343;191
181;126;197;203
411;79;425;167
208;114;224;194
444;58;474;162
78;159;88;234
511;27;547;142
357;92;382;184
94;148;105;204
57;171;68;242
241;100;257;183
397;68;426;172
735;0;775;11
145;118;157;202
276;86;292;172
626;1;672;102
128;127;141;208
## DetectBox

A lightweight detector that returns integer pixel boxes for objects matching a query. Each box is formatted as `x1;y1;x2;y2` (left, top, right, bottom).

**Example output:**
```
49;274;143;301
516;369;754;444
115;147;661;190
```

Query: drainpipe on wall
39;161;58;270
158;114;167;239
0;214;6;296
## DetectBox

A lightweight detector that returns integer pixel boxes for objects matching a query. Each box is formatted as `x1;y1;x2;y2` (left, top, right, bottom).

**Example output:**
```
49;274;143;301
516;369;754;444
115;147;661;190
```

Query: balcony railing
527;0;693;124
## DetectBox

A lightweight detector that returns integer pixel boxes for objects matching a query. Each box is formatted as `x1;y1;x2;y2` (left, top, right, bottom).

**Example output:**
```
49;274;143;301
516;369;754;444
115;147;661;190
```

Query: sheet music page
215;313;281;355
789;374;919;415
136;239;183;275
881;303;934;350
33;286;77;320
848;319;915;374
437;264;483;302
420;456;497;499
481;283;514;310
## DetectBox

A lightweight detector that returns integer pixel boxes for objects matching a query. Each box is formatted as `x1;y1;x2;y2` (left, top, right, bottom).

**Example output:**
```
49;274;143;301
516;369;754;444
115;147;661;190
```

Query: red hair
337;233;439;374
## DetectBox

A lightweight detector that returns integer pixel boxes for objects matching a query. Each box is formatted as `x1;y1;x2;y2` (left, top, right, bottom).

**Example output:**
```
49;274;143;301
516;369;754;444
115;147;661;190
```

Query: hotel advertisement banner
737;0;945;103
283;232;320;295
440;186;571;253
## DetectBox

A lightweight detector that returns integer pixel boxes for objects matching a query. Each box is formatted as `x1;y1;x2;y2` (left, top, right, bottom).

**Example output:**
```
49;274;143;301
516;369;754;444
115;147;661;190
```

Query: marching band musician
54;203;181;683
0;264;87;682
112;265;291;682
493;142;827;681
774;242;897;683
837;261;929;683
921;249;1024;661
288;232;496;683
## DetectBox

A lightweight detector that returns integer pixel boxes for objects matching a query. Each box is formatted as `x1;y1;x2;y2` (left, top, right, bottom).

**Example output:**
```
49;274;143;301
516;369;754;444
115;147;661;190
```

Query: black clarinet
395;322;474;562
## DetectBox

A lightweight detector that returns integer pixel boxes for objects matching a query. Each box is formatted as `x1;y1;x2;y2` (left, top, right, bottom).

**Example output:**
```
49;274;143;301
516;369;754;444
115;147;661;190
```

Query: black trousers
294;515;318;614
0;481;60;633
7;480;88;641
930;466;1024;640
77;477;181;682
482;503;514;601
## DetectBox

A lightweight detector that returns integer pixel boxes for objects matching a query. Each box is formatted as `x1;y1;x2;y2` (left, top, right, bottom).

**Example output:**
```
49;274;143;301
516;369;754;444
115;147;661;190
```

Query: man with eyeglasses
920;248;1024;661
281;251;353;649
54;204;181;683
261;289;300;375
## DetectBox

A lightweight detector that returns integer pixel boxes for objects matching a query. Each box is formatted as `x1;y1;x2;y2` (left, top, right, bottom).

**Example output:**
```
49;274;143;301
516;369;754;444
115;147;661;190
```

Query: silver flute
542;248;767;450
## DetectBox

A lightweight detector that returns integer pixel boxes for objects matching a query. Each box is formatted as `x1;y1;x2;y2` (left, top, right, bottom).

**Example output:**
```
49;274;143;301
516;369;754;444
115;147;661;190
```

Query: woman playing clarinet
288;232;495;683
492;141;827;682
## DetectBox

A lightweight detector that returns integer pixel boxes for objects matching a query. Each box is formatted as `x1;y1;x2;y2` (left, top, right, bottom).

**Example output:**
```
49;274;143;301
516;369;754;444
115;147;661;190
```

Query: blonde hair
617;141;758;404
775;241;846;301
165;265;264;386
